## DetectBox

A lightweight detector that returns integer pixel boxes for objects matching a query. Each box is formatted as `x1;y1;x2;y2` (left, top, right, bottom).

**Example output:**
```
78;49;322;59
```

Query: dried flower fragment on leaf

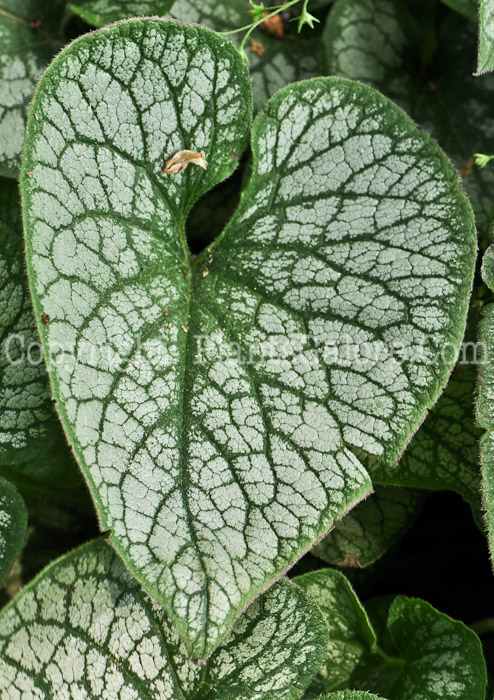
163;150;208;174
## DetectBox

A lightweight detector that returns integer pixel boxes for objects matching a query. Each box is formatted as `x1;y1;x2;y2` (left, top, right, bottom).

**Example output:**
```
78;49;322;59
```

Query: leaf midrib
174;225;211;657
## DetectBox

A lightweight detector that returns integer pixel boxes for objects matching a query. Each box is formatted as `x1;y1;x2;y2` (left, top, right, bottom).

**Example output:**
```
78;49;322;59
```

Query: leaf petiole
374;646;407;668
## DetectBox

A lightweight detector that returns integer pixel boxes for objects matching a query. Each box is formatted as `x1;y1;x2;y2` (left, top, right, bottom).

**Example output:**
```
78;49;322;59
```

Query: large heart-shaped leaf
70;0;176;27
314;486;423;568
296;568;487;699
21;19;475;657
0;538;328;699
479;0;494;73
324;0;494;234
0;476;26;586
169;0;323;113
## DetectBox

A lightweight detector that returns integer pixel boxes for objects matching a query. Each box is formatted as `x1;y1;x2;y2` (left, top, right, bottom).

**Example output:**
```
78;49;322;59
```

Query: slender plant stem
220;0;313;56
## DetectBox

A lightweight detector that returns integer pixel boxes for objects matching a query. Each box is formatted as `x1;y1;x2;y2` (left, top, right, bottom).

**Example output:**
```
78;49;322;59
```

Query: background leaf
440;0;478;22
385;595;486;698
297;568;377;696
296;568;487;699
314;486;423;568
0;177;64;465
476;252;494;562
2;494;98;604
0;1;64;177
0;175;91;531
319;694;385;700
479;0;494;73
0;176;88;497
0;476;26;586
369;308;482;516
323;0;494;235
0;176;94;609
70;0;176;27
324;0;486;521
0;538;328;700
0;435;91;510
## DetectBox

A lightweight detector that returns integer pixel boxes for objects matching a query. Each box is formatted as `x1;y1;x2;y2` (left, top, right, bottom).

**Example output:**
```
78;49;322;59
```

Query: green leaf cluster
296;568;487;699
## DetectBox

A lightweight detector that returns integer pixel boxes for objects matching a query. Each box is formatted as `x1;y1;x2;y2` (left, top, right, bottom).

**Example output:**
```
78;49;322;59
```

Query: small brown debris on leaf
260;12;284;38
30;18;41;29
250;40;265;56
163;150;208;174
41;313;50;326
459;157;474;178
